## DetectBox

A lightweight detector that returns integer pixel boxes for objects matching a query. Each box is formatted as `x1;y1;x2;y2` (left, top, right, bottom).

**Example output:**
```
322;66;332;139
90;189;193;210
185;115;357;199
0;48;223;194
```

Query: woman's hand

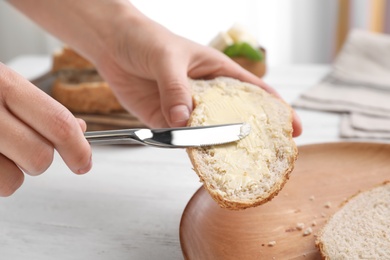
3;1;301;197
9;0;302;136
93;11;302;135
0;63;92;196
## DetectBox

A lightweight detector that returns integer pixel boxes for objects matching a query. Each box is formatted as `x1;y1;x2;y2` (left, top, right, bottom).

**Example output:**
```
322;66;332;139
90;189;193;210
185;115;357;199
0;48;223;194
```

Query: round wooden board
179;142;390;260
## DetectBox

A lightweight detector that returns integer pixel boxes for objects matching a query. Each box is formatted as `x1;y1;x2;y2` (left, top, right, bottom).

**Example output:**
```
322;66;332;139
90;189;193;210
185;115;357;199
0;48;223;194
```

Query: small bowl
231;47;266;78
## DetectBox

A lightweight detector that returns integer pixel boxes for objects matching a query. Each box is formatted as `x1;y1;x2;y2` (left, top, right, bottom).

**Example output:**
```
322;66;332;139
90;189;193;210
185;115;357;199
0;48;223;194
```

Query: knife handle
84;129;143;145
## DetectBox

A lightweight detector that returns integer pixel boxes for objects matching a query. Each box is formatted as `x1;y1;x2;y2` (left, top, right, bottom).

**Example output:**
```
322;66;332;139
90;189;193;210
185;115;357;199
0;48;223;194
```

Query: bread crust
51;78;124;114
316;181;390;259
186;77;297;210
187;149;296;210
52;46;95;72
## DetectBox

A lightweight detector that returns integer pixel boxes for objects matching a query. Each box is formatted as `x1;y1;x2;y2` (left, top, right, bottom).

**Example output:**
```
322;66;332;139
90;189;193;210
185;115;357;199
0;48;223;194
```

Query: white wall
0;1;61;62
0;0;339;66
290;0;338;63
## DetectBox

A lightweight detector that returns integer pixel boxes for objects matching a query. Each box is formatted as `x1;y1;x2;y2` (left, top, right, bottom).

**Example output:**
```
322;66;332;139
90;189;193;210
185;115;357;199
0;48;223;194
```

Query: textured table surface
1;57;355;260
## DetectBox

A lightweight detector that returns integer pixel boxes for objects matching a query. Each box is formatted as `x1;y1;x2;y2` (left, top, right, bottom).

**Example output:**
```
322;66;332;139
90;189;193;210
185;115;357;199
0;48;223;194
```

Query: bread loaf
316;182;390;259
51;47;125;114
186;77;297;210
52;46;95;72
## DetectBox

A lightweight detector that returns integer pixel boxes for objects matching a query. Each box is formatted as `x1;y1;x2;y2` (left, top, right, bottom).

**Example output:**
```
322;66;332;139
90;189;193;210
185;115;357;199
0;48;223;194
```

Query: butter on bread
316;182;390;259
186;77;297;210
51;46;125;114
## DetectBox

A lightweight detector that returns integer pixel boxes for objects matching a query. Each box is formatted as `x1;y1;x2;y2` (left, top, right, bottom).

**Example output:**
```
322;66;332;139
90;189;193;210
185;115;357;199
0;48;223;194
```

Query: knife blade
85;123;250;148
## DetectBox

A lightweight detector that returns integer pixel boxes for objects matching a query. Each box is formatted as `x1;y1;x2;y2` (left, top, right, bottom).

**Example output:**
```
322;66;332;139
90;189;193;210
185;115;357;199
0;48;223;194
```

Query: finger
108;76;169;128
192;50;282;97
76;118;87;132
154;59;193;127
0;153;24;197
189;50;302;136
292;109;302;137
1;65;92;174
0;107;54;175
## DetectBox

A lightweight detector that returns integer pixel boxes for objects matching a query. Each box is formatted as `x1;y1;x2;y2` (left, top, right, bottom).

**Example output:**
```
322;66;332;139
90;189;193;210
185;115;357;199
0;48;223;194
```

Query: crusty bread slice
51;71;124;114
50;47;125;114
316;182;390;260
186;77;297;210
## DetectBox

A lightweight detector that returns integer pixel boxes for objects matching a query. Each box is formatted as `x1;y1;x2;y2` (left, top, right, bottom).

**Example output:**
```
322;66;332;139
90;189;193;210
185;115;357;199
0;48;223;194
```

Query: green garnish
223;42;263;61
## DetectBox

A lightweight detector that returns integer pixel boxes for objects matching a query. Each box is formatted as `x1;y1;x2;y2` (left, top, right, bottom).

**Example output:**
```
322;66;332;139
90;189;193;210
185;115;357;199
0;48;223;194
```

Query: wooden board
75;112;145;131
179;142;390;260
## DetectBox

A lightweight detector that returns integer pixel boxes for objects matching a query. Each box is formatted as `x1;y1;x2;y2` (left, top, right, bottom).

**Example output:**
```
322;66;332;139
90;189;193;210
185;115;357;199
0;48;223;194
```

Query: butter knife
84;123;250;148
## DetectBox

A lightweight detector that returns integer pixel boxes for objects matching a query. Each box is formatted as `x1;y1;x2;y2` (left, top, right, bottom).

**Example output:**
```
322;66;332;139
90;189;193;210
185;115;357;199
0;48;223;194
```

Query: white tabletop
1;57;343;259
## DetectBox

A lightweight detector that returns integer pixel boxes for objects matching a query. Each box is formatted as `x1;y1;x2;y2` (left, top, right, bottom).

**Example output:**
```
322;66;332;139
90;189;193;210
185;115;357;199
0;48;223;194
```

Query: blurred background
0;0;388;67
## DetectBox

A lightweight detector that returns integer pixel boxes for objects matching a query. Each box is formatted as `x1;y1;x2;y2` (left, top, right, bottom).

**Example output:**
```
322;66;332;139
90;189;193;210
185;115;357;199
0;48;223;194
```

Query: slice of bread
316;182;390;259
186;77;297;210
52;46;95;72
51;47;125;114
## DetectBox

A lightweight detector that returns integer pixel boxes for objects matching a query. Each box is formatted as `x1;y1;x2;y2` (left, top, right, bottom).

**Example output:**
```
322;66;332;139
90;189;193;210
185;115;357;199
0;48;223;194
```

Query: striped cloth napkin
293;29;390;139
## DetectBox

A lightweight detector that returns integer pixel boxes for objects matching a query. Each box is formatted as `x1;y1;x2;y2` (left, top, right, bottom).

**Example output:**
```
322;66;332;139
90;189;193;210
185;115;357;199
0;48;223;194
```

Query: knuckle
167;80;186;94
164;80;190;96
51;108;78;142
0;80;12;105
156;43;175;57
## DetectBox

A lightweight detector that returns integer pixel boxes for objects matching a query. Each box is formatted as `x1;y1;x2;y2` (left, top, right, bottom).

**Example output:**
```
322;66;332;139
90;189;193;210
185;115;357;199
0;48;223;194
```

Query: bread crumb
239;123;251;138
324;201;332;208
285;227;296;232
268;241;276;247
296;222;305;230
303;227;313;236
311;220;317;226
309;195;315;201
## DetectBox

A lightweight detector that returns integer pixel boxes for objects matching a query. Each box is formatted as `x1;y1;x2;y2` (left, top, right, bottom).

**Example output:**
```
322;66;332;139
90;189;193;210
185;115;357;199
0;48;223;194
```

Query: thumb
156;69;193;128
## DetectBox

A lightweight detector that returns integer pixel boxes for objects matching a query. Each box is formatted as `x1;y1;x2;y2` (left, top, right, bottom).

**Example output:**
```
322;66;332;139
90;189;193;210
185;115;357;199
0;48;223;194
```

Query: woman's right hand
0;63;92;196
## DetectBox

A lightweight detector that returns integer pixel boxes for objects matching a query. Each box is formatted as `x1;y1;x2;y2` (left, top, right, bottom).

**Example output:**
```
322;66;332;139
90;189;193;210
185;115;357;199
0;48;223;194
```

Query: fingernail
78;155;92;175
170;105;190;125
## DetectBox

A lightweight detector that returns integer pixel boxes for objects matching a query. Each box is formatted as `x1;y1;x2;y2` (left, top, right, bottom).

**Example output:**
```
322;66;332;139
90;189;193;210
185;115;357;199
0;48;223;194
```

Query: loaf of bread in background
52;46;95;72
316;182;390;259
186;77;297;210
51;46;125;114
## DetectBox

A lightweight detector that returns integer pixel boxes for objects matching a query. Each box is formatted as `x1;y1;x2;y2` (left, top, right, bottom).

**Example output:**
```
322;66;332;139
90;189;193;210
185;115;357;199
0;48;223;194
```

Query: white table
1;57;343;260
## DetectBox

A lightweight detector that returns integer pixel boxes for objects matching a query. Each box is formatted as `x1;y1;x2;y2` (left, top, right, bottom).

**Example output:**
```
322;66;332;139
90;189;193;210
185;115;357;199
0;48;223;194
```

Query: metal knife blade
85;123;250;148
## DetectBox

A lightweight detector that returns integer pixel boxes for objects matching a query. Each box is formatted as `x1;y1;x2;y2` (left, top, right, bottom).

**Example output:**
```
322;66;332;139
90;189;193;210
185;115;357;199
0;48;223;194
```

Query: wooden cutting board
179;142;390;260
75;112;145;131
